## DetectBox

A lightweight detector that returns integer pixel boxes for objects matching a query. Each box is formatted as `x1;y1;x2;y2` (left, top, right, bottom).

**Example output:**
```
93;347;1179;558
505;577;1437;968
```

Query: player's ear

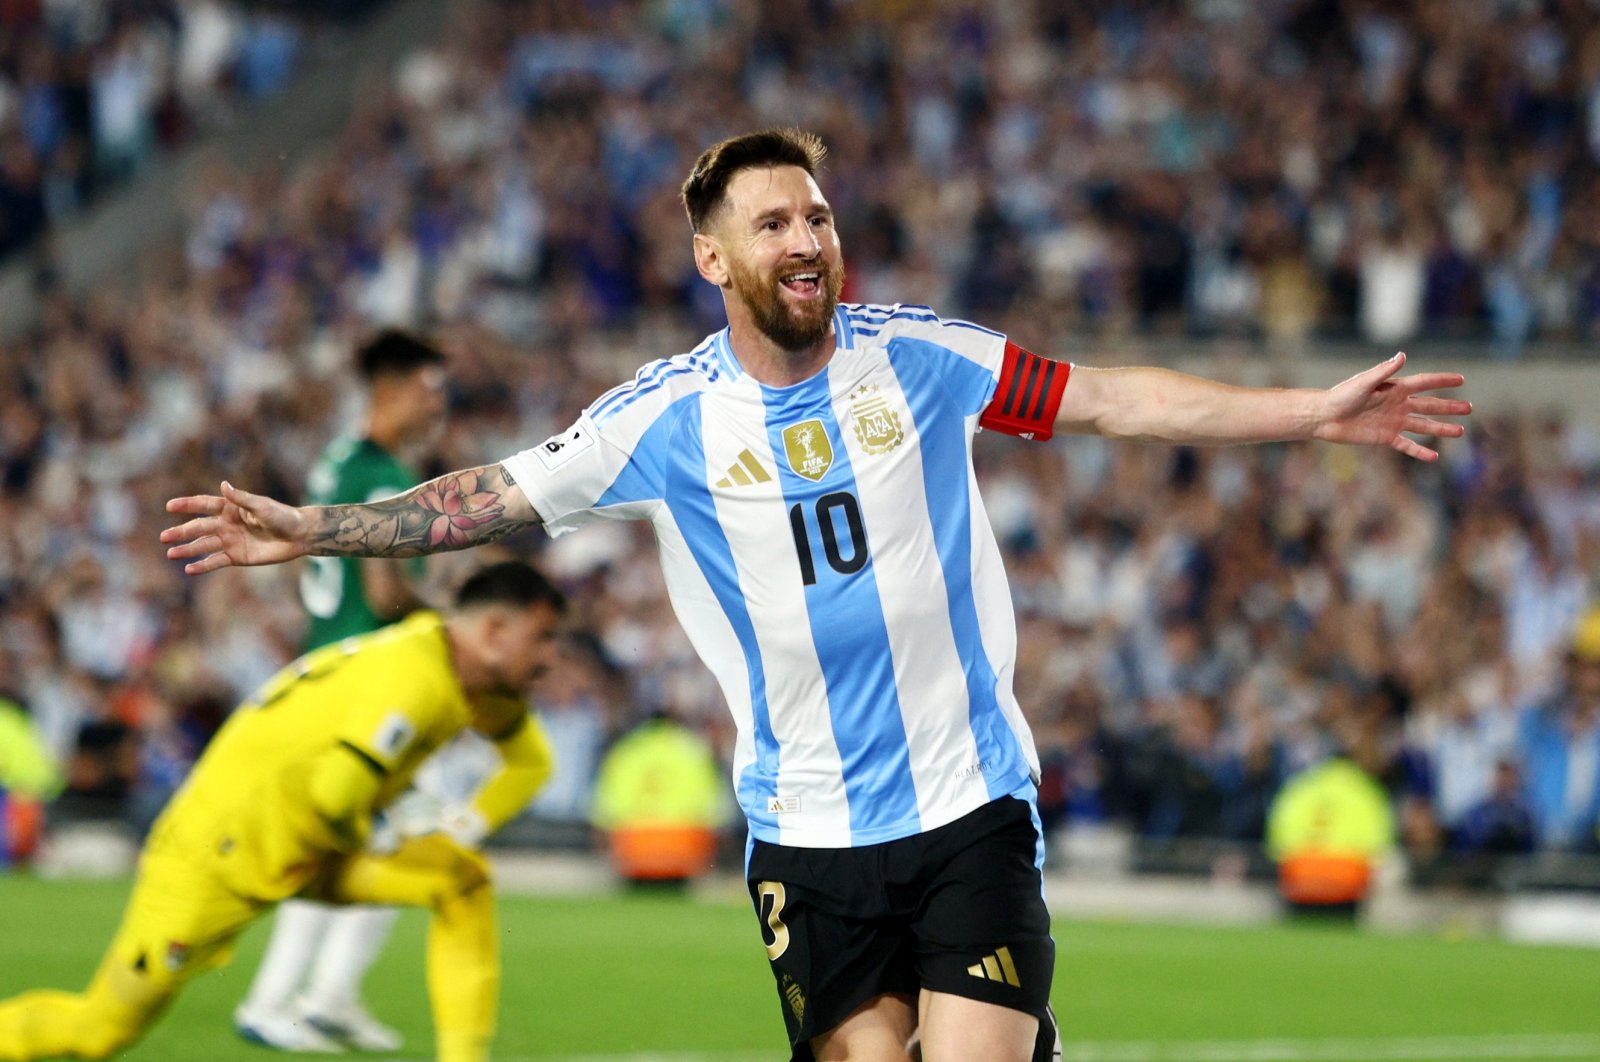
693;232;731;288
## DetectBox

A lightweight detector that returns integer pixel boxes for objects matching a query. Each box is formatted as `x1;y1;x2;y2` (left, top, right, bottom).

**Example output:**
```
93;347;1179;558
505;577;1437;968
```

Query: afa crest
782;419;834;481
781;973;807;1025
848;385;905;455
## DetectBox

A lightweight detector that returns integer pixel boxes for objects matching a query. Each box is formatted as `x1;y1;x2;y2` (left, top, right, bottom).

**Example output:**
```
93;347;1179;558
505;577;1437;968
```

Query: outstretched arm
1053;352;1470;461
162;463;541;575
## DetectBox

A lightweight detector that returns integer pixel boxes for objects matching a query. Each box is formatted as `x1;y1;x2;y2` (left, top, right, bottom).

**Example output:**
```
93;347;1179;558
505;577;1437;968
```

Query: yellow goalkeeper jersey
149;611;516;901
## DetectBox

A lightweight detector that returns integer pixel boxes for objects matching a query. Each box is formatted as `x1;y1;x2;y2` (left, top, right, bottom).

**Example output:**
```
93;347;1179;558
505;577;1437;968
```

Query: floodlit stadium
2;2;1600;1061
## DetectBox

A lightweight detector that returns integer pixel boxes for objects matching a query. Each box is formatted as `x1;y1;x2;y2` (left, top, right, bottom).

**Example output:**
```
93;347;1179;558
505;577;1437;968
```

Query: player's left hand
1312;352;1471;461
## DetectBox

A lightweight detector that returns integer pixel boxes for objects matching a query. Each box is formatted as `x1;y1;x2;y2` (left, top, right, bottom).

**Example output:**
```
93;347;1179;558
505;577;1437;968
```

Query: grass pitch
2;875;1600;1061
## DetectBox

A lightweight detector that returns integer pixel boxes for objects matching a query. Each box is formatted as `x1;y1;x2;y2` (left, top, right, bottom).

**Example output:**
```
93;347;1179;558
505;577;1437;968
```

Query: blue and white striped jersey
503;304;1049;848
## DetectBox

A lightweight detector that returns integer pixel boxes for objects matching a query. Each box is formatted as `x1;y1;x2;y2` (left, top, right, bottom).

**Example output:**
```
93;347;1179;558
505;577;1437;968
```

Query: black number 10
789;491;869;586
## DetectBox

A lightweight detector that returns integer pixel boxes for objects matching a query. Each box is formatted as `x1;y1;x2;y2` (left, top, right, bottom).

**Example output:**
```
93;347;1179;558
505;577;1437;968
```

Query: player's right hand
161;481;310;574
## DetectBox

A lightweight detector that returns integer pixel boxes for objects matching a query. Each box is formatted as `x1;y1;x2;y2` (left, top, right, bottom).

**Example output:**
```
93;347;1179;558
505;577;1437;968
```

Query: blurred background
2;0;1600;947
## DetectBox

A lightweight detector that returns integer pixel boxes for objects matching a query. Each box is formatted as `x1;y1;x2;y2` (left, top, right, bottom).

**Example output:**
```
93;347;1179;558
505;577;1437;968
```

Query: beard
728;255;846;352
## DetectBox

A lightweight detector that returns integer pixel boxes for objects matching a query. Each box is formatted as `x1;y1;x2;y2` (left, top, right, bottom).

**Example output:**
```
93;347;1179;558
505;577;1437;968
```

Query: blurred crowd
2;0;1600;881
13;0;1600;341
0;0;395;261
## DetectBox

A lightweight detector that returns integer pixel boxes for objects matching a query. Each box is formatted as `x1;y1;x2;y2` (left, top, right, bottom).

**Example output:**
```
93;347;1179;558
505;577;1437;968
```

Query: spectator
0;0;322;260
55;718;138;828
1455;759;1538;858
1266;749;1398;919
0;686;63;867
590;708;732;888
1516;608;1600;851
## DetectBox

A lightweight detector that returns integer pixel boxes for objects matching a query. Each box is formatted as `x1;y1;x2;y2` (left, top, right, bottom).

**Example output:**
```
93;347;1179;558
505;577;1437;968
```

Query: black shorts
746;796;1055;1060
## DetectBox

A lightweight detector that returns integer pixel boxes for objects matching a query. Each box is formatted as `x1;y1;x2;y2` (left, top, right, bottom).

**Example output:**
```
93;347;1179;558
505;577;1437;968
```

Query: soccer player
235;327;449;1054
300;328;446;647
0;561;562;1062
162;129;1471;1062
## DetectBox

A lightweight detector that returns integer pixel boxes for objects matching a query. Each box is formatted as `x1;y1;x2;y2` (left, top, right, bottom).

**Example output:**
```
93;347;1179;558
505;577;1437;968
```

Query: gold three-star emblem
848;384;905;455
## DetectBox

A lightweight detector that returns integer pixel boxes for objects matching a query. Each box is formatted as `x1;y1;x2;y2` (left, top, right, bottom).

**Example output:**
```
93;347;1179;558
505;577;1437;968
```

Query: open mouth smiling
779;271;821;297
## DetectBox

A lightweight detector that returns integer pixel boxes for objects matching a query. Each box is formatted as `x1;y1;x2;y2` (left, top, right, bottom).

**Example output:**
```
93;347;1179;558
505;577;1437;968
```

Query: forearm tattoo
307;464;540;557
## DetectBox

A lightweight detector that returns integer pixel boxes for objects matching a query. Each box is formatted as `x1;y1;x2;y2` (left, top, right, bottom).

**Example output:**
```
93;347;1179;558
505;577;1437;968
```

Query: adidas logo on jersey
715;449;773;488
967;946;1022;987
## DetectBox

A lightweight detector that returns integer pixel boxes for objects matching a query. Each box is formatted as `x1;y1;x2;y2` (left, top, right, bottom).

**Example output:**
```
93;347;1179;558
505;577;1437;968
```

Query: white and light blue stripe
505;306;1040;848
760;370;920;844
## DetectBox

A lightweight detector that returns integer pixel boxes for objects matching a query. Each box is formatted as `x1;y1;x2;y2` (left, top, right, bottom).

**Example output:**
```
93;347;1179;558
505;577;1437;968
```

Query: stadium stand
0;0;1597;900
0;0;399;263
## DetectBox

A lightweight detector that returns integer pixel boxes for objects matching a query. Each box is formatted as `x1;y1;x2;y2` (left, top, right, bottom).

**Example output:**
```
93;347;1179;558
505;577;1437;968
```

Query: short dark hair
455;560;567;614
356;329;445;382
680;127;827;233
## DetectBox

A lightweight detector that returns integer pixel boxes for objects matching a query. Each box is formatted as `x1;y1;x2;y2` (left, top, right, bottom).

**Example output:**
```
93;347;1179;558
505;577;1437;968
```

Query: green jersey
299;435;421;649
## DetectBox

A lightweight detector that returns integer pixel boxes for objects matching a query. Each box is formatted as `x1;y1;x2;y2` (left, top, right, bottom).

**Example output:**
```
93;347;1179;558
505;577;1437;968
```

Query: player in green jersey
299;331;448;648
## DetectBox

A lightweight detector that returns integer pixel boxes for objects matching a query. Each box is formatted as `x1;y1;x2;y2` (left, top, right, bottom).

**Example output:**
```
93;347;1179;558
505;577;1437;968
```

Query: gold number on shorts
758;880;790;961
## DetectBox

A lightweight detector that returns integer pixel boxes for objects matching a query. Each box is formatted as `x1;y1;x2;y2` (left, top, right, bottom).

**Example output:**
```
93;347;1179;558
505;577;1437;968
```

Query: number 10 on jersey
788;491;869;586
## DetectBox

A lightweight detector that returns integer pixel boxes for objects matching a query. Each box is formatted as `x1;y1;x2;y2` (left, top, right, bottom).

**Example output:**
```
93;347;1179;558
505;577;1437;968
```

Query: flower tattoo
306;463;536;557
419;475;507;548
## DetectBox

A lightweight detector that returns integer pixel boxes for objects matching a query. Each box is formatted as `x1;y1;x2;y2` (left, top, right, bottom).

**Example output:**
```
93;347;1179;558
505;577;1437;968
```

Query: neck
725;312;836;388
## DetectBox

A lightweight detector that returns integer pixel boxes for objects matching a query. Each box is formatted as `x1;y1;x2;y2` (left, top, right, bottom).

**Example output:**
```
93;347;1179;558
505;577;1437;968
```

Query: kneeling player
0;561;563;1062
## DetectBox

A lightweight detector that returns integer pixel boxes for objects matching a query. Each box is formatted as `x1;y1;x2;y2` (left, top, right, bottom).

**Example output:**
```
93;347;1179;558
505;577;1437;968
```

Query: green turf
2;875;1600;1060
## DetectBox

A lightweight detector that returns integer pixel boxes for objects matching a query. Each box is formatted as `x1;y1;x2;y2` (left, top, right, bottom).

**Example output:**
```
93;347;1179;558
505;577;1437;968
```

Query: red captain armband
979;342;1071;441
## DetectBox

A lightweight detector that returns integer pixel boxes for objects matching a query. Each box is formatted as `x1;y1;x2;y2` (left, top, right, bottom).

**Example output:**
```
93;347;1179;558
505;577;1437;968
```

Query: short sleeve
501;413;657;537
862;305;1009;416
336;445;415;507
363;467;414;504
364;455;414;502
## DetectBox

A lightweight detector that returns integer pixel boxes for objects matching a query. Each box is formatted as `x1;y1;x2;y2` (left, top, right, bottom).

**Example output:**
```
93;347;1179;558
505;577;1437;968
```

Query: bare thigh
915;988;1038;1062
811;992;917;1062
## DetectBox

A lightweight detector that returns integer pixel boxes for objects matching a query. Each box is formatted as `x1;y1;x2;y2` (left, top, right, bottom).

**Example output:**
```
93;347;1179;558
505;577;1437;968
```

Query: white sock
243;900;336;1014
304;905;401;1013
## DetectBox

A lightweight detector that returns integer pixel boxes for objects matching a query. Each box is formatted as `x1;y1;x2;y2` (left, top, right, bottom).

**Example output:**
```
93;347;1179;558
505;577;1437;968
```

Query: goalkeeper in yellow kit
0;560;563;1062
